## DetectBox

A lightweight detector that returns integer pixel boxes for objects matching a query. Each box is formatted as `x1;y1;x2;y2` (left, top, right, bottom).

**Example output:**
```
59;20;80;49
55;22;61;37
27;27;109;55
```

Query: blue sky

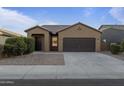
0;7;124;35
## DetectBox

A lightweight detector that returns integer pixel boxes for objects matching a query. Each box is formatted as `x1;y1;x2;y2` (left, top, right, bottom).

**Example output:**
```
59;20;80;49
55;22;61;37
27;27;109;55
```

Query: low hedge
110;43;121;54
3;37;34;57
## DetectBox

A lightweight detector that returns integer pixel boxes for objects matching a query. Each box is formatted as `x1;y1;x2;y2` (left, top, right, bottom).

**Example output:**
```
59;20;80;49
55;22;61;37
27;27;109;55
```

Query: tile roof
0;28;23;37
41;25;70;34
99;25;124;31
25;22;101;34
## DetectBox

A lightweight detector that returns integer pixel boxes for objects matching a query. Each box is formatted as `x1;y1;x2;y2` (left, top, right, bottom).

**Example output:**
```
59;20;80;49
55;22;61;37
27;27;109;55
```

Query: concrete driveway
0;52;124;79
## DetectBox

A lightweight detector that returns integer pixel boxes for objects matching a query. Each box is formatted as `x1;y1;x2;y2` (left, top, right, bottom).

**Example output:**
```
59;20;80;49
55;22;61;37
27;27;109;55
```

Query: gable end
57;22;102;34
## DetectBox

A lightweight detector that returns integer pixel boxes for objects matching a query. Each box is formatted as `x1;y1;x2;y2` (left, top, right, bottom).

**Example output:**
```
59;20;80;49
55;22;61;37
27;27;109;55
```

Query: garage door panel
63;38;95;52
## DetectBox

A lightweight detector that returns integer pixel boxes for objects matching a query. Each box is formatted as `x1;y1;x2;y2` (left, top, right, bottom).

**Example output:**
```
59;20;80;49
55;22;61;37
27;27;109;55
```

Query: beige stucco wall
58;24;101;52
27;27;50;51
0;36;10;45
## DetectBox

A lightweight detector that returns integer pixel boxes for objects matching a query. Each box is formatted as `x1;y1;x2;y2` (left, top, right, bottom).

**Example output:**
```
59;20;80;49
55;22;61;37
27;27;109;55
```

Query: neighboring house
0;28;22;45
25;22;101;52
99;25;124;44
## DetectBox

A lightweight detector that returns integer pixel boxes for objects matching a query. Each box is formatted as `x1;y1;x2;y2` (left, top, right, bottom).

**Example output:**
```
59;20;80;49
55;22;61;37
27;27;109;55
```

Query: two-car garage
58;23;101;52
63;38;95;52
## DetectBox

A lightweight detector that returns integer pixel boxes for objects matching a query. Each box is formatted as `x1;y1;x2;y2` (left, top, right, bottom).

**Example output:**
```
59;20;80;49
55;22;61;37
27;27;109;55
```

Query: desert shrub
4;37;27;56
110;43;121;54
22;37;35;54
5;37;16;45
13;37;27;55
0;44;4;58
3;37;35;57
3;44;15;56
120;39;124;52
0;44;4;54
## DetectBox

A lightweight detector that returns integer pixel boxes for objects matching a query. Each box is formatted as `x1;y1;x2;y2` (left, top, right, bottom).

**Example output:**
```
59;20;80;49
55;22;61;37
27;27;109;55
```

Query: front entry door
35;37;42;51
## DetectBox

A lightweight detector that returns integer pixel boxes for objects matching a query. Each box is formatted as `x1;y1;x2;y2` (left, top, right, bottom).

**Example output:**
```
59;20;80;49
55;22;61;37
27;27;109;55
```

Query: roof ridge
102;24;124;26
41;25;70;26
99;25;124;31
26;22;101;34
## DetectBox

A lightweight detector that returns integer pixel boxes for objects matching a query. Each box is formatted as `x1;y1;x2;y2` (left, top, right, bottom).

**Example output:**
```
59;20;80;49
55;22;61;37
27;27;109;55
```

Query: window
52;36;58;47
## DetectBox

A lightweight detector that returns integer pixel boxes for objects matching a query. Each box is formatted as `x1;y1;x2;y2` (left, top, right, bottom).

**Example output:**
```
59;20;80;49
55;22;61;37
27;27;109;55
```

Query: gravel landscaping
0;53;65;65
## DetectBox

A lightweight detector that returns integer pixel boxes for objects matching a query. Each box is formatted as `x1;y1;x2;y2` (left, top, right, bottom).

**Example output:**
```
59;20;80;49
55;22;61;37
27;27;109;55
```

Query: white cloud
83;8;94;17
109;7;124;23
0;8;59;35
0;7;38;35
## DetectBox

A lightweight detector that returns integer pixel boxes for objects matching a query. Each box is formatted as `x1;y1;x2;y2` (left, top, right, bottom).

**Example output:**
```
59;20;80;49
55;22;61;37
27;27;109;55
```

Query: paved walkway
0;52;124;79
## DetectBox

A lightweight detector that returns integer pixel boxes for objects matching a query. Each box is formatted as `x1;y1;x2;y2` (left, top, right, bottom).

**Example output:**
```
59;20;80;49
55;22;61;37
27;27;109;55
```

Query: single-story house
25;22;101;52
99;25;124;44
0;28;23;45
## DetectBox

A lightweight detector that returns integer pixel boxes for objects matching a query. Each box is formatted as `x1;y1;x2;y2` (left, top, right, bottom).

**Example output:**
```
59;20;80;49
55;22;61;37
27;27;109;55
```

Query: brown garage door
63;38;95;52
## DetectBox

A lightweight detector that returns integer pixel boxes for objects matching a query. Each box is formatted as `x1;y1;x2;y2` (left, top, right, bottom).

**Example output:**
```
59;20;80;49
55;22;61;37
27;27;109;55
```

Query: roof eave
24;25;50;33
57;22;102;34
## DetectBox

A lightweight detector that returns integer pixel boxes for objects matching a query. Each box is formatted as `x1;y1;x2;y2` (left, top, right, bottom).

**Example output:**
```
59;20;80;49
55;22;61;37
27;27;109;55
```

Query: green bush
0;44;4;58
22;37;35;54
110;43;121;54
120;39;124;52
13;37;27;55
3;37;34;57
3;44;15;56
5;37;16;45
4;37;27;56
0;44;4;54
